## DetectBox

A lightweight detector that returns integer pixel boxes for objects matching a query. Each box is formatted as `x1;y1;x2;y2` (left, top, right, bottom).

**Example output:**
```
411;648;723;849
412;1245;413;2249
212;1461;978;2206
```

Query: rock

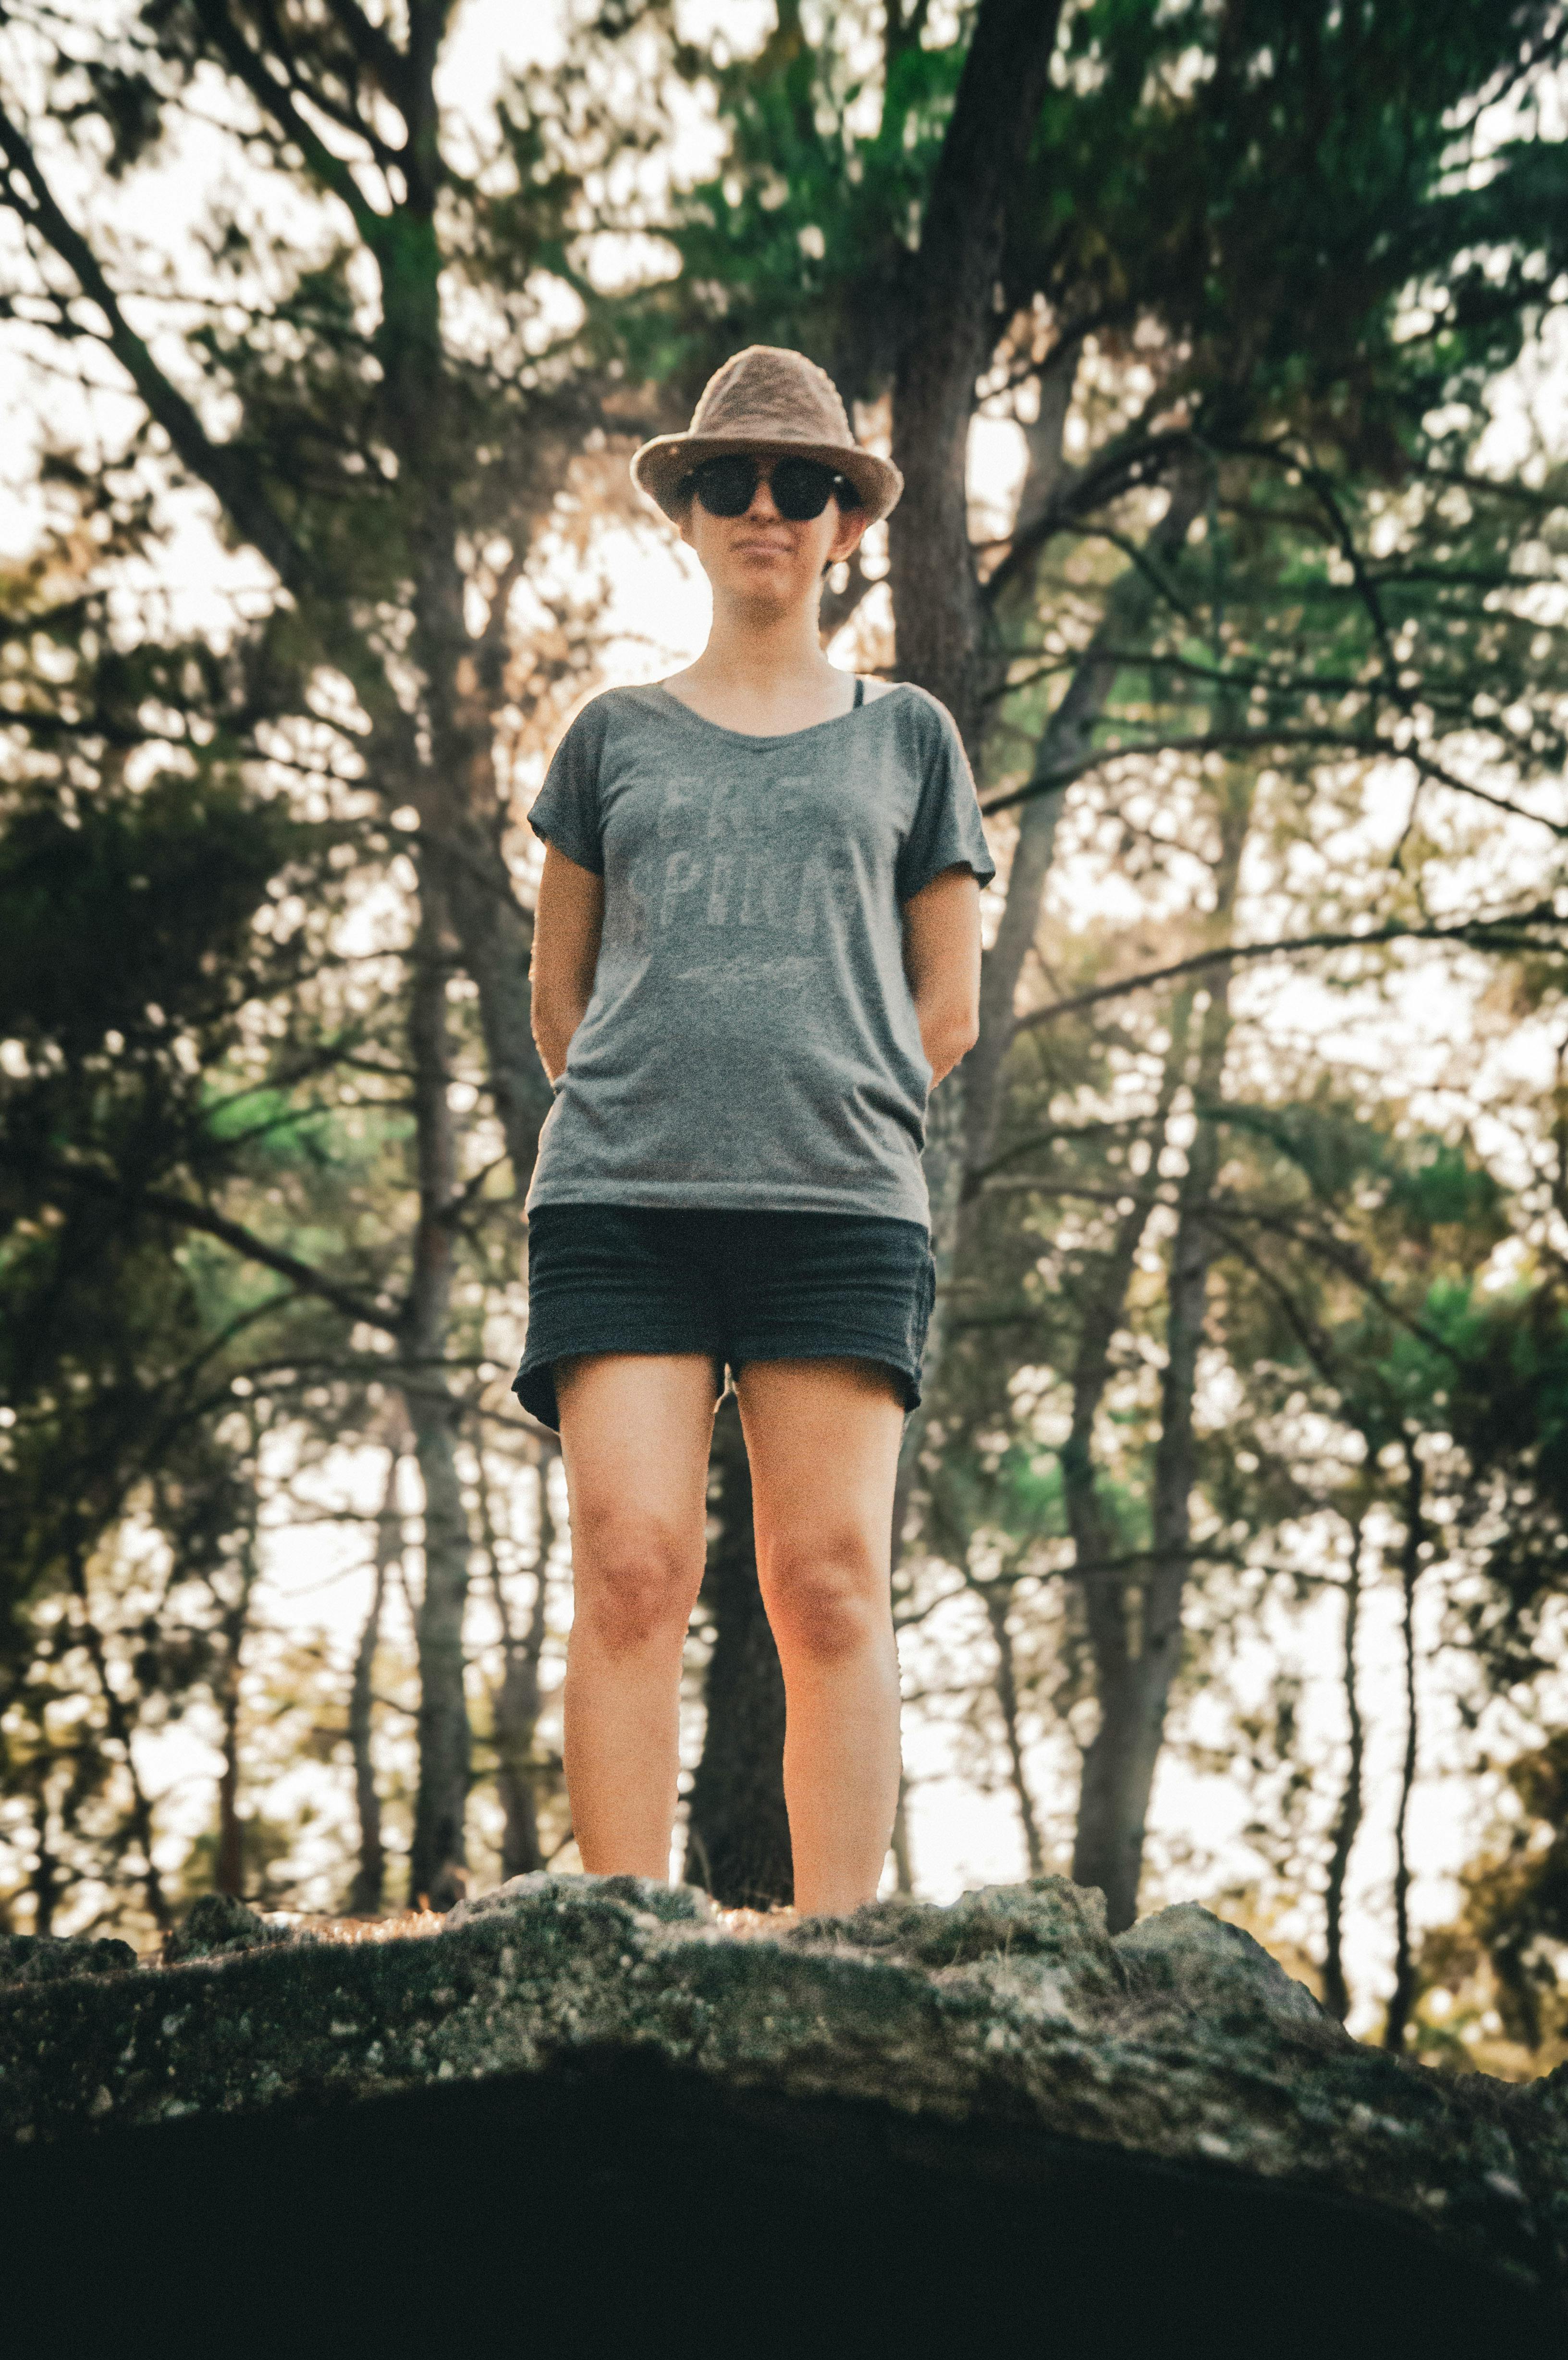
2;1873;1564;2351
0;1933;136;1985
159;1891;296;1963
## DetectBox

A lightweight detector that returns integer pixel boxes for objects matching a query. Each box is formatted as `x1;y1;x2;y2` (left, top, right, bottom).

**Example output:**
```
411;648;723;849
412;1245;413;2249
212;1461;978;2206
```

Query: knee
761;1533;886;1668
574;1515;697;1657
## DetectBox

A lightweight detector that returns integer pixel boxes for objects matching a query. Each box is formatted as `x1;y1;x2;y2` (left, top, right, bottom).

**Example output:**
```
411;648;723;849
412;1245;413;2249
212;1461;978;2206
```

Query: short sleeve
527;701;607;874
894;691;998;905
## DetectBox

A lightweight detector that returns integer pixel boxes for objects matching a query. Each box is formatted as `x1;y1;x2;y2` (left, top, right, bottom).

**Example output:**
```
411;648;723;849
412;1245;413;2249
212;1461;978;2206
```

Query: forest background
1;0;1567;2077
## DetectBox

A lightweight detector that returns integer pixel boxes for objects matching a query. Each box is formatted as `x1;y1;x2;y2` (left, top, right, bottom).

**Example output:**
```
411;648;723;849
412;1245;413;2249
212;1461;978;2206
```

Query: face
675;454;869;613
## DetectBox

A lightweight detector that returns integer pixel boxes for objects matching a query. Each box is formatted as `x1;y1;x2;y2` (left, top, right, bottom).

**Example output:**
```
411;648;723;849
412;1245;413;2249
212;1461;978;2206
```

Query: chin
727;568;805;606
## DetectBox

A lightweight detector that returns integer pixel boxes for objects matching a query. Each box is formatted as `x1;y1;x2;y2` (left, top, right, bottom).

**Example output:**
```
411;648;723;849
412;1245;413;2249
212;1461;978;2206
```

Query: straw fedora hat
631;346;903;524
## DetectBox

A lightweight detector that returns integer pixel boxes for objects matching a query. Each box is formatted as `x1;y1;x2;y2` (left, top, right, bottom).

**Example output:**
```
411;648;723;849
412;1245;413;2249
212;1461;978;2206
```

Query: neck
693;589;831;688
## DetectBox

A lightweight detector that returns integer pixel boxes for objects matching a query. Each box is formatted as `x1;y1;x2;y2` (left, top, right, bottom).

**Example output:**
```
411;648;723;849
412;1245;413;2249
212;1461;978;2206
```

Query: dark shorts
512;1202;937;1433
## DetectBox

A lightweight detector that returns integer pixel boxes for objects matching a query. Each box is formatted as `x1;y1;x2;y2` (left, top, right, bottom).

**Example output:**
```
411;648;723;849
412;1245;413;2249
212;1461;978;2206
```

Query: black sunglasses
681;453;861;522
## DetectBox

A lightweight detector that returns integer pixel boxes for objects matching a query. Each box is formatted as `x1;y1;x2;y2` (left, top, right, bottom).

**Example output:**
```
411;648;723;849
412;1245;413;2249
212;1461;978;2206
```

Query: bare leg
735;1357;906;1917
555;1352;719;1880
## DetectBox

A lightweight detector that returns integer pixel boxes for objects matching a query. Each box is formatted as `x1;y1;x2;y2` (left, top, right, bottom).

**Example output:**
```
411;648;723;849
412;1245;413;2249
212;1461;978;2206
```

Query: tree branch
320;0;417;123
981;722;1568;832
4;1150;397;1332
0;104;308;591
1010;907;1560;1032
185;0;394;231
979;427;1198;607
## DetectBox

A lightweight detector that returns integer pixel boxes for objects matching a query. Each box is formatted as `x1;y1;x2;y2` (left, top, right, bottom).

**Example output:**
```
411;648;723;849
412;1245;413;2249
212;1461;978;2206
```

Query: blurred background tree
0;0;1565;2071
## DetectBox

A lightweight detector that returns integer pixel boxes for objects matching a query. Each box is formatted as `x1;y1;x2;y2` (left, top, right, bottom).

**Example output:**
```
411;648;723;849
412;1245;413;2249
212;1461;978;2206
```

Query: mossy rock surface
2;1872;1565;2339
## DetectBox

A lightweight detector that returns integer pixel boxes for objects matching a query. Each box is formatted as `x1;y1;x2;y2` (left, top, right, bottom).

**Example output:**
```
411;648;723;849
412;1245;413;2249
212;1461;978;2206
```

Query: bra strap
852;675;864;708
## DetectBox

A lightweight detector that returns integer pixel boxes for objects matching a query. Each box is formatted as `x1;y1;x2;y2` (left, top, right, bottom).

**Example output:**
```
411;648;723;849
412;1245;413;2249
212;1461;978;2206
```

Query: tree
4;0;1567;1947
585;0;1568;1907
0;0;658;1905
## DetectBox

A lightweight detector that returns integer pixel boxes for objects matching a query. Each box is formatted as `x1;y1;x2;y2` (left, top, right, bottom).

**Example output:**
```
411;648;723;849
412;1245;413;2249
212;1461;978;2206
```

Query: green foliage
2;0;1566;1986
607;8;963;388
612;0;1568;439
1413;1731;1568;2066
0;772;304;1057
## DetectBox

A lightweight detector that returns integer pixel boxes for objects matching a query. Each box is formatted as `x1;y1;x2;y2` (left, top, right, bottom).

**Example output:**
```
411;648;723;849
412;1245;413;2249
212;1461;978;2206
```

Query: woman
514;345;995;1915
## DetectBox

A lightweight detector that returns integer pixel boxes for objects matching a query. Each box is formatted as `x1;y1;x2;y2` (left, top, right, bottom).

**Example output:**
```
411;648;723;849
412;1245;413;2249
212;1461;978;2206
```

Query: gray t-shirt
524;680;996;1228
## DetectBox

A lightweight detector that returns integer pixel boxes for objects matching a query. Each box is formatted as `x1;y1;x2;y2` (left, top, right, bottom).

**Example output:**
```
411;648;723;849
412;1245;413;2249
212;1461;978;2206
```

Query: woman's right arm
530;842;606;1082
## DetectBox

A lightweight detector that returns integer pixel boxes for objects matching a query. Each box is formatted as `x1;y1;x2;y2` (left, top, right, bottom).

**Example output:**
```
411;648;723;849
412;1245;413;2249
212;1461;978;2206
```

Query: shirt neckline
644;678;907;747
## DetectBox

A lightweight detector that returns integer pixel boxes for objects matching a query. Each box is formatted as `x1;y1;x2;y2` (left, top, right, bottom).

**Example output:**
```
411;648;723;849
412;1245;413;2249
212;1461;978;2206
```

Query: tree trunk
1323;1515;1368;2023
683;1395;792;1908
1052;999;1197;1912
211;1519;261;1904
406;514;555;1195
893;1076;969;1545
1070;1121;1217;1928
64;1524;171;1931
346;1450;402;1917
489;1440;558;1881
27;1770;58;1938
684;0;1080;1859
894;479;1208;1565
214;1650;244;1901
403;885;474;1915
962;468;1208;1177
1059;992;1195;1571
333;38;547;1911
888;0;1065;746
891;1772;915;1895
406;1408;470;1912
1384;1444;1424;2052
984;1586;1045;1877
1072;766;1252;1929
364;59;556;1206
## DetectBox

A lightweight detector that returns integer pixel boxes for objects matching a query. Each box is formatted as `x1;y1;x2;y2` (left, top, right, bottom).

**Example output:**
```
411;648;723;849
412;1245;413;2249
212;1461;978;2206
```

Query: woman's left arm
901;864;982;1087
